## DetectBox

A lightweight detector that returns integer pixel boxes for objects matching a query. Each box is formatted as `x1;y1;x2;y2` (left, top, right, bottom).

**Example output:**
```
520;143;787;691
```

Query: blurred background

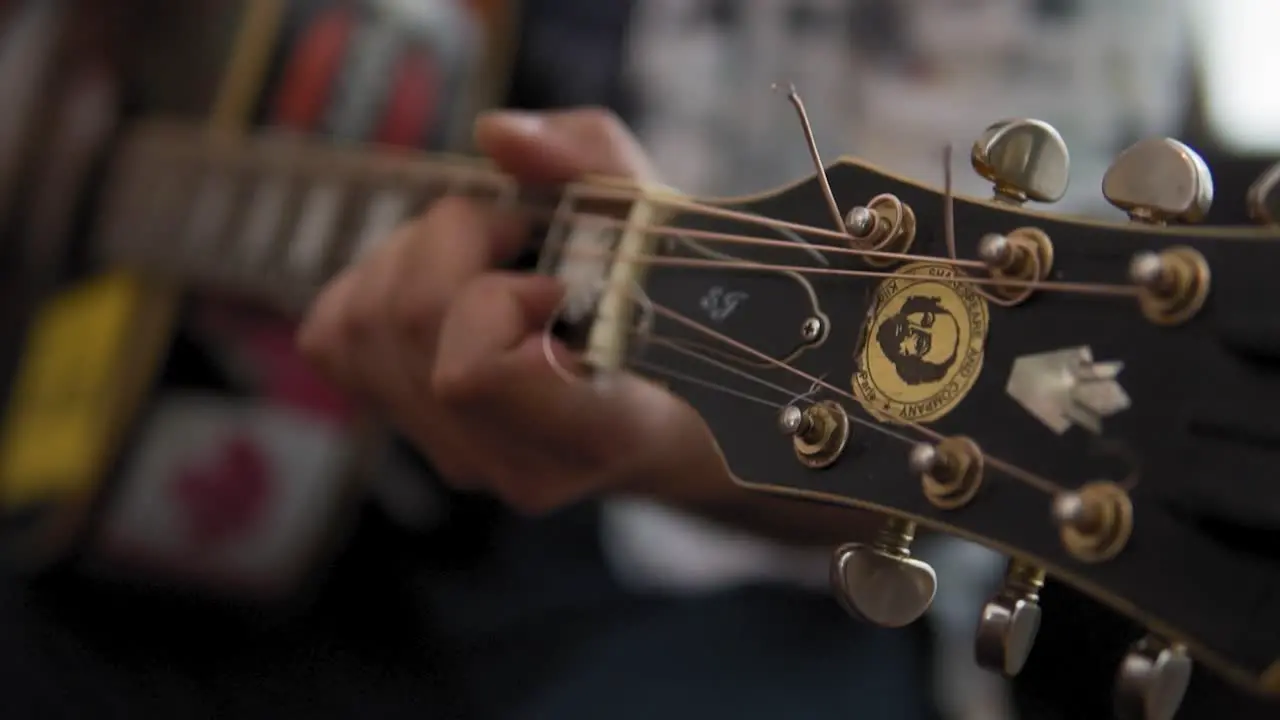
0;1;1277;719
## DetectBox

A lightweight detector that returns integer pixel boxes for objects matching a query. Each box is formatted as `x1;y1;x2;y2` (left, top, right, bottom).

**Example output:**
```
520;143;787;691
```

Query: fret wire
101;125;640;311
539;184;581;278
183;168;235;253
352;187;410;261
241;174;290;266
288;180;344;278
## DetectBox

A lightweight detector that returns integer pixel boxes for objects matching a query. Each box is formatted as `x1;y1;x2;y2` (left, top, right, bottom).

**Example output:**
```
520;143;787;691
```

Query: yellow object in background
0;271;173;509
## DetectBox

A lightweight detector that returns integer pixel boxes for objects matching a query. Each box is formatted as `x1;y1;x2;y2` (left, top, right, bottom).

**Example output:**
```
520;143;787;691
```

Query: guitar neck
96;120;567;313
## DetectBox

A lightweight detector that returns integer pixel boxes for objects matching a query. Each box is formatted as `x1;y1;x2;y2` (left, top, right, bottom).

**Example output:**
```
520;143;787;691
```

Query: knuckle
430;359;480;406
418;194;481;232
576;106;627;138
295;321;335;368
341;288;380;338
298;288;351;362
390;281;446;338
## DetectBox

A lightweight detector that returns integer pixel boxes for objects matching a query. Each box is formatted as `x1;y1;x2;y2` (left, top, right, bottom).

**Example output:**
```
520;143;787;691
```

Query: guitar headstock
566;109;1280;715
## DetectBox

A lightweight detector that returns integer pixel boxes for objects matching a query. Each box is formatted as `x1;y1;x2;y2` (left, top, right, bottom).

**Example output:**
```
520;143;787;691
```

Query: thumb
473;108;657;183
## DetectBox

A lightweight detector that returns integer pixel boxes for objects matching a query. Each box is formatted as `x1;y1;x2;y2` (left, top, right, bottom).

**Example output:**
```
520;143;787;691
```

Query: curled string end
775;82;846;234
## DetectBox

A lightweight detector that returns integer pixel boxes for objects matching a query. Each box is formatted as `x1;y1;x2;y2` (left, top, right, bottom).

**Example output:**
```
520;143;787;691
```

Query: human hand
297;108;724;514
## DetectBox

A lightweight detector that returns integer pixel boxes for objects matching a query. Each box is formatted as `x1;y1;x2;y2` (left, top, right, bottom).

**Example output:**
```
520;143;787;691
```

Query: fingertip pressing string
542;275;605;387
540;278;656;390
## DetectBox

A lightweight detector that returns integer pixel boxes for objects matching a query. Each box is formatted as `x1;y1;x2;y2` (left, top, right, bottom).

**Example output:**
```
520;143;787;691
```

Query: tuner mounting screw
800;316;825;343
1052;481;1133;562
975;559;1047;678
831;517;936;629
1114;635;1192;720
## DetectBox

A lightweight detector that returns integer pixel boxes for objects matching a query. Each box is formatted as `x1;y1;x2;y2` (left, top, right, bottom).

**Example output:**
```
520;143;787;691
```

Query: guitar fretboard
96;120;574;312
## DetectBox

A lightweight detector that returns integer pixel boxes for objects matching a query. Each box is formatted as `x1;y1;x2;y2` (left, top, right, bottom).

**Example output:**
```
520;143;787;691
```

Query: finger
451;338;694;513
474;107;656;183
431;271;566;396
431;272;689;509
297;266;361;383
385;196;529;346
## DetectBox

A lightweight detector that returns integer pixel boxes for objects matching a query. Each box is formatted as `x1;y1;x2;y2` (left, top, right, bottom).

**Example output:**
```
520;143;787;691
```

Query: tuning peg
1114;635;1193;720
1103;138;1214;224
1246;161;1280;226
971;118;1071;205
1051;482;1133;562
973;559;1046;677
830;517;936;628
908;438;984;509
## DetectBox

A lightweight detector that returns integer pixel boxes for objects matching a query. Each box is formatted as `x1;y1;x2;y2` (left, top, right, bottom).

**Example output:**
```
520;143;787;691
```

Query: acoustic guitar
76;106;1280;720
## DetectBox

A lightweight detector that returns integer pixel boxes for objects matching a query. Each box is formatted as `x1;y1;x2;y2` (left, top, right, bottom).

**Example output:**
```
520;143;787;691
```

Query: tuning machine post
975;228;1055;304
1114;635;1193;720
1051;481;1133;562
843;194;916;266
908;437;984;510
831;517;936;629
778;401;849;469
974;558;1046;677
971;118;1071;206
1126;247;1210;326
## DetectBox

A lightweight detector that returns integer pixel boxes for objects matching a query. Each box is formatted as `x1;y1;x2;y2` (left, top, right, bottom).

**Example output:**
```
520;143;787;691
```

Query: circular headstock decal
852;262;989;424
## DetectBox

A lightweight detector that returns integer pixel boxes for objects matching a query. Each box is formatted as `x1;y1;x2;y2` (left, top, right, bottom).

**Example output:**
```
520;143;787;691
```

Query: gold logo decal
852;262;989;424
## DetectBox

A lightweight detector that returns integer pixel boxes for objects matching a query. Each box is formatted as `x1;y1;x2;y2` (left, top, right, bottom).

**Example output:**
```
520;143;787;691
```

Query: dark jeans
0;499;936;720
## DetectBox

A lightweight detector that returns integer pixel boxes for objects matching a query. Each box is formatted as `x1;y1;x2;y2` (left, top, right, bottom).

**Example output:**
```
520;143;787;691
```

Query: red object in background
272;3;353;130
376;44;439;146
172;435;274;551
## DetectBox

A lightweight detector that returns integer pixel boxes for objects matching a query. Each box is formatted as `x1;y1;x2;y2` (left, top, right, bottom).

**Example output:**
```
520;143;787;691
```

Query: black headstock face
627;154;1280;697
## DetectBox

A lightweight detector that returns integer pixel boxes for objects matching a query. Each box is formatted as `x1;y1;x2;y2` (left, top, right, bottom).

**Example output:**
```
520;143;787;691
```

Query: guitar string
639;298;1066;497
557;215;987;270
630;359;806;412
552;248;1137;297
446;185;1140;298
642;335;923;448
939;143;1043;308
164;133;1147;300
543;194;1144;299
